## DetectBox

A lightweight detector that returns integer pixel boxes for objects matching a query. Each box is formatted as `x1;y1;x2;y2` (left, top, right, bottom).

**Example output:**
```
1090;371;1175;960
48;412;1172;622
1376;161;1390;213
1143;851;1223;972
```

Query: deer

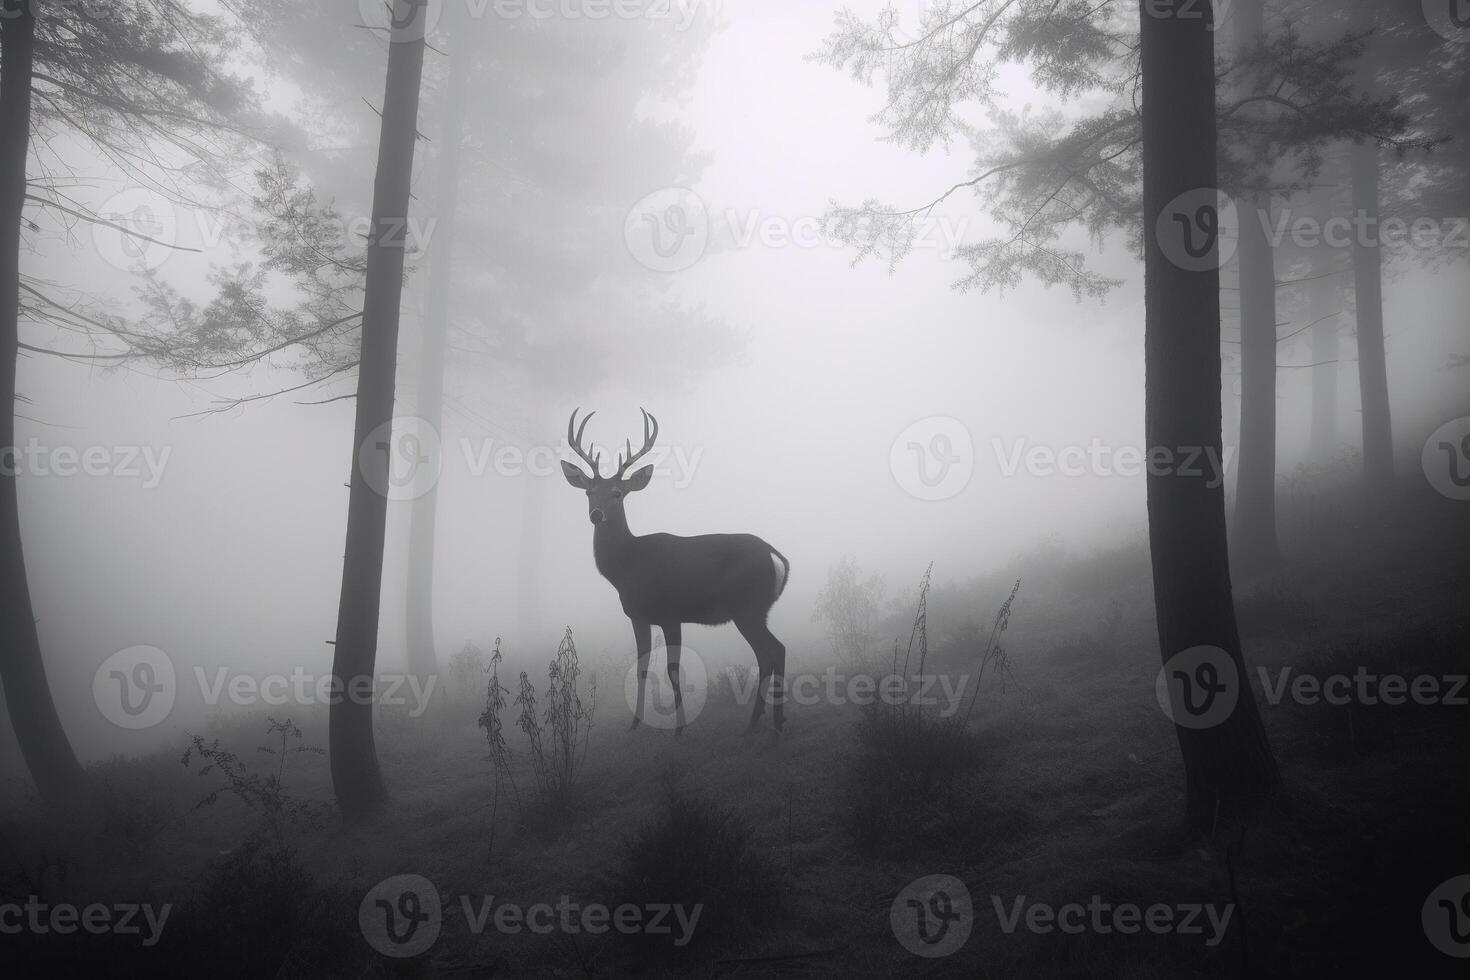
560;408;790;734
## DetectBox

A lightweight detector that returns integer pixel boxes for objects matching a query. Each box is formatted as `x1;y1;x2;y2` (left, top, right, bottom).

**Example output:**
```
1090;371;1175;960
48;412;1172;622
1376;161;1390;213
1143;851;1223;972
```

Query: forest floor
4;478;1470;978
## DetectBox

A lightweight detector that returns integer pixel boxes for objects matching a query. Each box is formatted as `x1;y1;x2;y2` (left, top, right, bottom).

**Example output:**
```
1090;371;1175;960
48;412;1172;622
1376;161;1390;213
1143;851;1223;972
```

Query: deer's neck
592;512;638;581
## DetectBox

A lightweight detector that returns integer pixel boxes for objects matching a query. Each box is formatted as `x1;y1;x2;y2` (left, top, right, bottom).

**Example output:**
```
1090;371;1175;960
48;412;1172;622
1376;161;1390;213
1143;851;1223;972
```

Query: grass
3;480;1469;976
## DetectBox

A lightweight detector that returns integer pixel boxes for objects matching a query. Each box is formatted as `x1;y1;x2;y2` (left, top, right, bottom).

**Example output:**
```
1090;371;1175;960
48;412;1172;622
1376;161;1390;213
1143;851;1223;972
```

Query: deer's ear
622;465;653;492
561;460;593;489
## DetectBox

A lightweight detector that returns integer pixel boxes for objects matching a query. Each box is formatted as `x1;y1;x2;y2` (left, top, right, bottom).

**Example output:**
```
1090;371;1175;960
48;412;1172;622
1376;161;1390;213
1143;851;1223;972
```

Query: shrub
514;628;597;808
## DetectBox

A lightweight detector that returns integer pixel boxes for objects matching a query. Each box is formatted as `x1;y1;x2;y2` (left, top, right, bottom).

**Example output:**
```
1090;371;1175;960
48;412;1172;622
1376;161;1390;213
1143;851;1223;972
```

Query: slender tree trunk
329;0;427;822
1141;0;1280;831
405;27;471;687
0;0;88;805
1230;0;1280;570
1308;270;1339;463
1350;141;1393;495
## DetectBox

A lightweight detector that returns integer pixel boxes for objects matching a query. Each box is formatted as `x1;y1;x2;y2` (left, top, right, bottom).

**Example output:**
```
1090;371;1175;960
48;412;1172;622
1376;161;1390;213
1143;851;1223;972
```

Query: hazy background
7;0;1468;765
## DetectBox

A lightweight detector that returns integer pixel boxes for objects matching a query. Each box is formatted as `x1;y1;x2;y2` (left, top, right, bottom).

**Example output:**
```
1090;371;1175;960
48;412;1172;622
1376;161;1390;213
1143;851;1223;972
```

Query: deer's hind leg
735;615;785;732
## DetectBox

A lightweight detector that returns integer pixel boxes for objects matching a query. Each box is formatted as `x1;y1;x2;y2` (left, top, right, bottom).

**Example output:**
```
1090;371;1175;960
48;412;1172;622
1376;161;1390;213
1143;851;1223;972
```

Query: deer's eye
611;489;623;499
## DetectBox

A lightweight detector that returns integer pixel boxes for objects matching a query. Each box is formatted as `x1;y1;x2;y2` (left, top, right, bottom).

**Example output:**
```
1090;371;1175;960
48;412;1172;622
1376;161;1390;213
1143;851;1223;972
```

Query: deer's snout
589;508;606;525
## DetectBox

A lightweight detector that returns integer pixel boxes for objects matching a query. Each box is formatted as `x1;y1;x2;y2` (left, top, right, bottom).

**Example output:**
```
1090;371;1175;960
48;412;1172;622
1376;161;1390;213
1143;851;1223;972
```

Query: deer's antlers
567;408;602;479
615;408;659;480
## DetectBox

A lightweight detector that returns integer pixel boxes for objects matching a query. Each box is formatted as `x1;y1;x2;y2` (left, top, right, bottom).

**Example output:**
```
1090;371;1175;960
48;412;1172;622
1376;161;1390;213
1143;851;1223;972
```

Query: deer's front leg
629;619;652;730
661;622;686;735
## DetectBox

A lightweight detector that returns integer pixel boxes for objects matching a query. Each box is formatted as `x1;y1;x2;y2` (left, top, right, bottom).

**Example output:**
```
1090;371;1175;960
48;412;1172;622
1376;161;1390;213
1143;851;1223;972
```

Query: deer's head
561;408;658;525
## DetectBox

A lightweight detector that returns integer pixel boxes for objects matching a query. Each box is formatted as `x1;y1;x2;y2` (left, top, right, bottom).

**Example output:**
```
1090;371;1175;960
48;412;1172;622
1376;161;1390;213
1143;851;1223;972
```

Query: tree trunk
0;0;88;806
1308;269;1339;463
404;26;471;687
1229;0;1280;571
1350;141;1393;495
329;0;427;822
1141;0;1280;831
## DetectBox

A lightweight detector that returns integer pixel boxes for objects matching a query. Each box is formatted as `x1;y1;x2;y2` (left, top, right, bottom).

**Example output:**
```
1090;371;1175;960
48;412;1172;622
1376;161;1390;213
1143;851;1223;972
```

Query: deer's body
563;409;789;732
593;527;789;627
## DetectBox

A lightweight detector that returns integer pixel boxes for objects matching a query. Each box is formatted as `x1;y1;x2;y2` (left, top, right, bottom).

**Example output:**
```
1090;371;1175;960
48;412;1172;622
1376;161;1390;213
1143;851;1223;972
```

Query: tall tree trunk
0;0;88;805
329;0;427;822
1350;141;1393;495
1308;268;1339;463
1141;0;1280;830
1230;0;1280;570
404;26;471;687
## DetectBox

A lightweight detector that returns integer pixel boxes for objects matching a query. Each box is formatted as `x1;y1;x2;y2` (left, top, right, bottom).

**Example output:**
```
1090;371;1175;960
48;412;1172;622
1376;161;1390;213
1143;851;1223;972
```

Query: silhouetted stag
560;408;789;733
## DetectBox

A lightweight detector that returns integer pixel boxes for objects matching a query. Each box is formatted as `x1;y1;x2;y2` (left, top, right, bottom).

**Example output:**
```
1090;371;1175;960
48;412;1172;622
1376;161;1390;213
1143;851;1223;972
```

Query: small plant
844;566;1022;849
181;716;330;845
514;628;597;807
477;638;520;845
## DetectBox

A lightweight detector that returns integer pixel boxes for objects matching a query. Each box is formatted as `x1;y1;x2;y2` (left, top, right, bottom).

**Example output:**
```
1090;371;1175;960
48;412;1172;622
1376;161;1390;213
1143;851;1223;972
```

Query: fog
4;1;1470;973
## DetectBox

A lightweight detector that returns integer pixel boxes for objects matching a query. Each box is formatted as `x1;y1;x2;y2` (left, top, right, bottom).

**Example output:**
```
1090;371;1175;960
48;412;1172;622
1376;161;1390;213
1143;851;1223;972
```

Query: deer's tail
769;546;791;604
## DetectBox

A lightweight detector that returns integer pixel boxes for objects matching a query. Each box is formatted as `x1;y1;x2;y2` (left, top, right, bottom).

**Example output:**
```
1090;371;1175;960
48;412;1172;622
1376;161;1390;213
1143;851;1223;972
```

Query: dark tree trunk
0;0;88;805
405;26;471;687
1141;0;1280;831
1350;141;1393;495
329;1;427;822
1230;0;1279;571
